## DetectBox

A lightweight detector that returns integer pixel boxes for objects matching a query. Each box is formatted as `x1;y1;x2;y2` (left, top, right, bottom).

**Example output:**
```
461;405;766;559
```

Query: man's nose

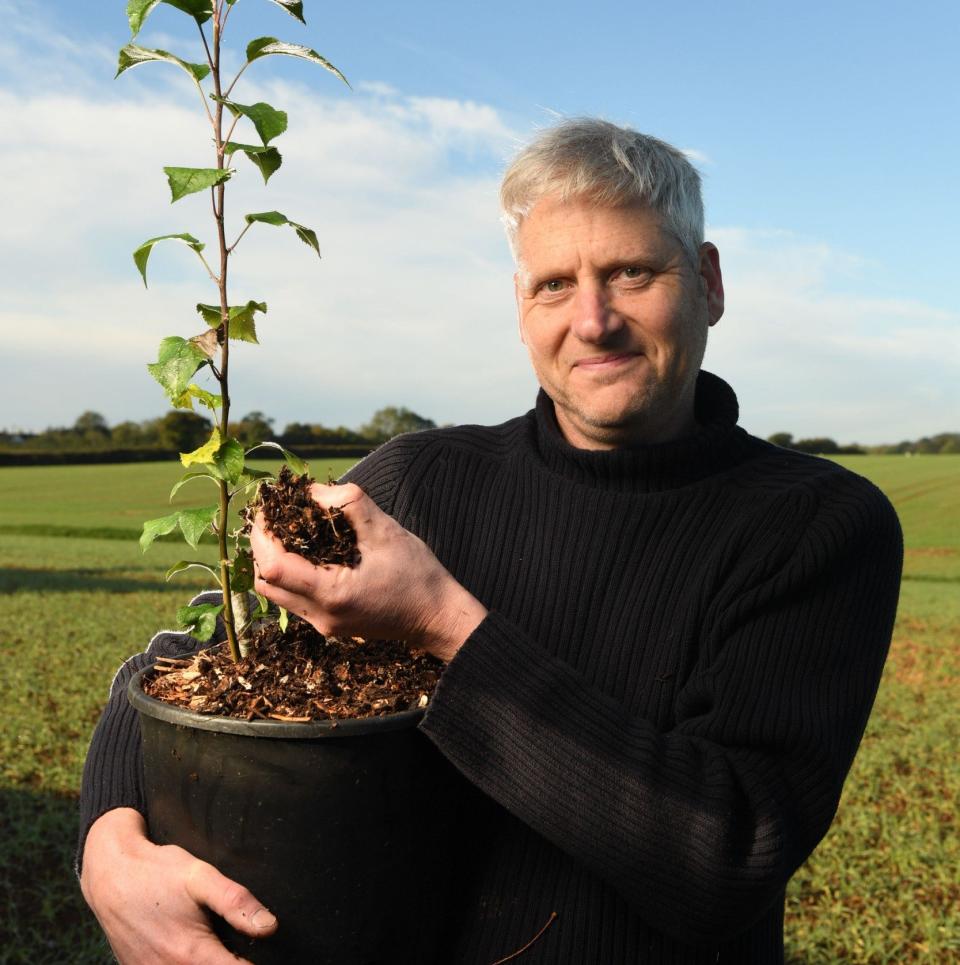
570;283;622;342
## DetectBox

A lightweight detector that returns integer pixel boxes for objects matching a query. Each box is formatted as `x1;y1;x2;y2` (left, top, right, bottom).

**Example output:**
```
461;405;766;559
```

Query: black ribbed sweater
79;372;902;963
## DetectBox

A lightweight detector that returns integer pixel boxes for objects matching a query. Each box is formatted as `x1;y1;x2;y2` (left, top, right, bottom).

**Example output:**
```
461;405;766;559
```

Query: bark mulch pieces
144;618;443;722
244;465;359;566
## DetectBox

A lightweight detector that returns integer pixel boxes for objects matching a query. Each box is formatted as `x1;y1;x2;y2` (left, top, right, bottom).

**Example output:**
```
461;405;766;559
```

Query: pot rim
127;666;425;738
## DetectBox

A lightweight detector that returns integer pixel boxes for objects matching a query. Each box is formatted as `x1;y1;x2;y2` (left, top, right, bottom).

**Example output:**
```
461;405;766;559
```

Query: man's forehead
514;199;681;280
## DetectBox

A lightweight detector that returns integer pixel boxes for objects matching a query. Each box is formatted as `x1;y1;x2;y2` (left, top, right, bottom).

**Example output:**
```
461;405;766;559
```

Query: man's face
514;196;724;449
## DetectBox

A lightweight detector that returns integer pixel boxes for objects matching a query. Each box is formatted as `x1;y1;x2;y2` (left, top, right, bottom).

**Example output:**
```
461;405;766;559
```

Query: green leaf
178;505;219;548
163;0;215;22
177;602;224;642
126;0;161;37
210;437;245;484
140;511;181;552
180;428;222;469
231;547;255;593
196;301;266;344
210;96;287;145
165;559;221;583
223;142;282;184
266;0;305;24
278;606;289;632
164;166;233;203
244;37;349;87
171;383;222;412
232;467;273;498
244;211;320;257
116;44;210;83
147;336;209;401
133;233;205;288
245;440;309;475
170;470;217;500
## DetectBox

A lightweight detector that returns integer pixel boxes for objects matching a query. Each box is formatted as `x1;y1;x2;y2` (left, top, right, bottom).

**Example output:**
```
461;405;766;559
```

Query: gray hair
500;118;705;266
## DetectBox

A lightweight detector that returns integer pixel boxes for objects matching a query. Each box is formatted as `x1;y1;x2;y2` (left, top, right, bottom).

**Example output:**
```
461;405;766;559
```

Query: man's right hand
80;808;278;965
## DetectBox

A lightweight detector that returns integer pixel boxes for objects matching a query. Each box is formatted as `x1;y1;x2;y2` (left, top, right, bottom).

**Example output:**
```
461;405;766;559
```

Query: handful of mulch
244;464;359;566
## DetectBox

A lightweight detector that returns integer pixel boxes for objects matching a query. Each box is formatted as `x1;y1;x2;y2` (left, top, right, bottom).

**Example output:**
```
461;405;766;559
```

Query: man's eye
617;266;652;283
541;279;567;294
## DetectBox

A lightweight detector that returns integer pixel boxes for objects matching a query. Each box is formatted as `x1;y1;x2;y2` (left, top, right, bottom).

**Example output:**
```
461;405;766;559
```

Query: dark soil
145;467;442;720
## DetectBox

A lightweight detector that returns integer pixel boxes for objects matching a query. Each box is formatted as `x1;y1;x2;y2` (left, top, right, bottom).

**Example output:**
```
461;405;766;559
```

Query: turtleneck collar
529;370;754;493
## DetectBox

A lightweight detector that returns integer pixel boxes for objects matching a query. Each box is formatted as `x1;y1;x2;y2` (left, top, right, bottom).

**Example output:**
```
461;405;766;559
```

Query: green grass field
1;455;957;963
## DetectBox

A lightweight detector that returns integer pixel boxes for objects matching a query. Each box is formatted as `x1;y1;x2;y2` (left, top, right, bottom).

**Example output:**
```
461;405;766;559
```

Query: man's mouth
574;351;641;370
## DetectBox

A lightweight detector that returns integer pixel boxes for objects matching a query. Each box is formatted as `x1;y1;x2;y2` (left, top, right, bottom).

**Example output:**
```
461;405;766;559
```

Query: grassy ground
0;455;957;963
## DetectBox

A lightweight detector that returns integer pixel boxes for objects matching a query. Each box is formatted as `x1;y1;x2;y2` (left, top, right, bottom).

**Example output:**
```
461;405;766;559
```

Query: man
79;119;902;963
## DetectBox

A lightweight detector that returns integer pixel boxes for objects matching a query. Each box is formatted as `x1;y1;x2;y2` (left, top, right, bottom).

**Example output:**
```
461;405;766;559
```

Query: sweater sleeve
419;479;902;944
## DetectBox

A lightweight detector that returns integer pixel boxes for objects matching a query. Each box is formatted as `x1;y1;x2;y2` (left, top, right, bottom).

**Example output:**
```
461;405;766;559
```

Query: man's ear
698;243;724;326
514;273;527;344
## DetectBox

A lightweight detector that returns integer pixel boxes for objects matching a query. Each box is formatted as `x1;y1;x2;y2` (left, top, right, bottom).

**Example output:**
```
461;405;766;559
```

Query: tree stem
210;4;241;662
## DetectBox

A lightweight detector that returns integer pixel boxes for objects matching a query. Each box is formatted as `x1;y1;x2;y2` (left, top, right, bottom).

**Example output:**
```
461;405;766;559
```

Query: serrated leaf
223;142;282;184
170;469;217;500
148;336;209;401
181;428;222;469
278;606;289;632
245;440;309;475
140;511;181;552
210;96;287;145
178;505;219;548
196;301;266;343
133;233;205;288
244;211;320;257
165;559;221;583
116;44;210;83
231;547;255;593
266;0;305;24
177;602;224;642
244;37;349;87
210;437;245;483
164;166;233;203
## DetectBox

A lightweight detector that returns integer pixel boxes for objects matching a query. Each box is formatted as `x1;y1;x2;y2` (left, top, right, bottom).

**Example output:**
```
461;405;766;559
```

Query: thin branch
221;0;235;33
194;248;220;285
197;20;215;73
193;77;217;133
224;60;249;99
224;111;241;145
227;221;252;254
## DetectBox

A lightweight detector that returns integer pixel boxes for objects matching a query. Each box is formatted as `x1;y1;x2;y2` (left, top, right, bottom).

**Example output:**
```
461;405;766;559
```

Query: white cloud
0;16;955;445
703;229;960;442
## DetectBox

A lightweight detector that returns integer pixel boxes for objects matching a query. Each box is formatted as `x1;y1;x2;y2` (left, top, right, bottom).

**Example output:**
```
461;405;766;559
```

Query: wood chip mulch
244;464;359;566
144;617;443;721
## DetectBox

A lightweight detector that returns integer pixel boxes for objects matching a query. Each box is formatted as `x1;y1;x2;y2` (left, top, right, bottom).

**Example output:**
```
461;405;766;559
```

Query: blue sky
1;0;957;442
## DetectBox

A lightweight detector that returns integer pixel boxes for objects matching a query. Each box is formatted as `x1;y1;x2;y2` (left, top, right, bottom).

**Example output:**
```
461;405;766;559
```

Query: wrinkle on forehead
515;199;690;295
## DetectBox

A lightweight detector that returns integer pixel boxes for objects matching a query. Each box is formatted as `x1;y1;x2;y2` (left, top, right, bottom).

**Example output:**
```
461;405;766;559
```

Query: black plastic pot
129;669;456;964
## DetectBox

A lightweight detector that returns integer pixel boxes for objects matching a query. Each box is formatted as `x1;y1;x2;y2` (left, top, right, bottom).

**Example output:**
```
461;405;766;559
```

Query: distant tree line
0;406;438;455
766;431;960;456
3;412;958;458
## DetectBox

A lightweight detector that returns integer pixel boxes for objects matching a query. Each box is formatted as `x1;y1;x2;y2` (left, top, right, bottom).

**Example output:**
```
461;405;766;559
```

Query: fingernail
251;907;277;930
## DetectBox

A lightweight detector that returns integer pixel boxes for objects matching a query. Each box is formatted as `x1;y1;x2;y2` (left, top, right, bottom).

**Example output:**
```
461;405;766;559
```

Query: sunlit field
1;456;957;963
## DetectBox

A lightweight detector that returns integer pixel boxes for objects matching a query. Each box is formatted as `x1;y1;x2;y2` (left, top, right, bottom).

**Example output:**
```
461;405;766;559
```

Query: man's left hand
250;482;488;663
